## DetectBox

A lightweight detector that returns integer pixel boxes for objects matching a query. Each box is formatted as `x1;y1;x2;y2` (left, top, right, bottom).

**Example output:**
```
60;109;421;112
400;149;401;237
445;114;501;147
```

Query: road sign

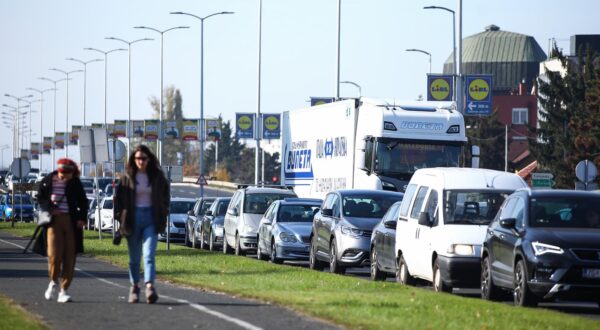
575;159;597;183
531;172;553;189
196;174;208;186
464;75;493;115
10;158;31;178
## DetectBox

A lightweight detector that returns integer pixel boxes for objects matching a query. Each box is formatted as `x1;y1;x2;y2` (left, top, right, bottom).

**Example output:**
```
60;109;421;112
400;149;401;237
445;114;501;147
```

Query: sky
1;0;598;170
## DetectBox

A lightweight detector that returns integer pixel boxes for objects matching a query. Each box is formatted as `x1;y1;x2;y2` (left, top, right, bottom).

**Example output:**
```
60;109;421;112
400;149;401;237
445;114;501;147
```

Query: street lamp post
1;105;25;159
340;80;361;98
65;57;103;127
424;5;456;102
83;48;126;129
170;10;233;197
405;48;432;73
22;99;40;159
105;37;153;155
39;77;69;169
26;87;55;172
134;25;189;166
48;68;82;158
4;94;33;158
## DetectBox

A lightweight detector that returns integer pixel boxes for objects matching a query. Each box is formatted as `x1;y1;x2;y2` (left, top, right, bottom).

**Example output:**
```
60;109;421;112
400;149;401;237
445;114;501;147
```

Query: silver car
256;198;322;263
309;189;404;274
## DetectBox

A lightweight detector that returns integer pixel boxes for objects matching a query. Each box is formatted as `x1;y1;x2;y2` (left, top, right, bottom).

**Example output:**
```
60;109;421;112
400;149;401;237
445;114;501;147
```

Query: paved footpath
0;231;341;330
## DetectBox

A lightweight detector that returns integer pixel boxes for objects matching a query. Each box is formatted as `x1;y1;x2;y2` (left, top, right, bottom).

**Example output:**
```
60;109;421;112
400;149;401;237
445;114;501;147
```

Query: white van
394;167;527;292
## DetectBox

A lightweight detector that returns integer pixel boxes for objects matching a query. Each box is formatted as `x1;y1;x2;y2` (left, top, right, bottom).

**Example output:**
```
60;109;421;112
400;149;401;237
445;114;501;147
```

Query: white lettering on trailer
399;121;444;130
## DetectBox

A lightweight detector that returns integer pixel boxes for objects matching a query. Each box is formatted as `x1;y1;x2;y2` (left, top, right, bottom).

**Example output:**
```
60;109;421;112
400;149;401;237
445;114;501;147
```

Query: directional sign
531;172;553;189
465;75;493;115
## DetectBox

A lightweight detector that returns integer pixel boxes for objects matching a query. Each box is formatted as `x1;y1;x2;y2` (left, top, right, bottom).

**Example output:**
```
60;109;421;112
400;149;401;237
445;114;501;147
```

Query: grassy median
0;294;48;330
2;223;599;329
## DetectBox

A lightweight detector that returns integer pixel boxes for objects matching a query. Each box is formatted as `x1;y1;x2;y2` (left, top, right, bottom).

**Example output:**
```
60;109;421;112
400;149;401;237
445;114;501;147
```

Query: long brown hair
126;144;164;185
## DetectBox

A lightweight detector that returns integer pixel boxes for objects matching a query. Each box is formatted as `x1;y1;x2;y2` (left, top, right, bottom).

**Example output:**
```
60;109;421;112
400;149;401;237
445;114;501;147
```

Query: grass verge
2;223;599;329
0;293;48;330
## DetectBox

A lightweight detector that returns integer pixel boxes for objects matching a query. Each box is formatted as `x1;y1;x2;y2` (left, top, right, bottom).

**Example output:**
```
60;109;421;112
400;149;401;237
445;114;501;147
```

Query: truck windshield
443;190;510;225
375;140;461;175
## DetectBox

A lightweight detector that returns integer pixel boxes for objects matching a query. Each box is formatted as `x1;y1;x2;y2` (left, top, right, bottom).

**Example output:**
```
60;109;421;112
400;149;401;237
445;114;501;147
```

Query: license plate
582;268;600;279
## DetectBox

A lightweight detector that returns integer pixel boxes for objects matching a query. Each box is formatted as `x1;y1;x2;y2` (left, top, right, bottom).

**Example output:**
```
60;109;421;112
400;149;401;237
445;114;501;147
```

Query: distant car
309;189;404;274
482;188;600;307
197;197;232;251
369;201;403;280
184;197;215;247
256;198;322;264
80;178;95;197
87;197;98;228
158;197;196;242
94;177;113;196
0;193;36;222
94;197;115;231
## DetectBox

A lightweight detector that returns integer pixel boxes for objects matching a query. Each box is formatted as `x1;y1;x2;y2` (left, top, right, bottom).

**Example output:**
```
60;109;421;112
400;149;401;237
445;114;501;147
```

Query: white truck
281;98;468;199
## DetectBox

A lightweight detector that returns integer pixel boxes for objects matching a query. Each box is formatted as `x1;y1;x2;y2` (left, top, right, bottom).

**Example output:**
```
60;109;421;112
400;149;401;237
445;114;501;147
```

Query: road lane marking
0;237;264;330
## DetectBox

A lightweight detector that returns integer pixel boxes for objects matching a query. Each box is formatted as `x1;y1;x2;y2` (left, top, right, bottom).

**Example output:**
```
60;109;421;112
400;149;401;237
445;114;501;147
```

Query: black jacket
37;172;88;253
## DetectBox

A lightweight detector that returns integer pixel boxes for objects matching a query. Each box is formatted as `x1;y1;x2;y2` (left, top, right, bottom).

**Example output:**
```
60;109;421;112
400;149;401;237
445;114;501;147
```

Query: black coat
37;172;88;253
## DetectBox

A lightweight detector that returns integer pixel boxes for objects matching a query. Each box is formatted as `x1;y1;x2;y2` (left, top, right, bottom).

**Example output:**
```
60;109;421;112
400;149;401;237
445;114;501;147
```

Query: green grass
2;223;599;329
0;294;48;330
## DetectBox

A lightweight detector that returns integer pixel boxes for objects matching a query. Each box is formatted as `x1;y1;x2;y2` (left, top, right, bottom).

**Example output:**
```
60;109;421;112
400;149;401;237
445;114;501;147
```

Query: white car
158;197;196;242
94;197;116;231
395;167;528;292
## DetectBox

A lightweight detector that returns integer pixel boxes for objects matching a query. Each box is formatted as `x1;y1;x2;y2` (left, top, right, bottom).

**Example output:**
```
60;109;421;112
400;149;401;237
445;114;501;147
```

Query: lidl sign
427;74;453;101
465;75;493;115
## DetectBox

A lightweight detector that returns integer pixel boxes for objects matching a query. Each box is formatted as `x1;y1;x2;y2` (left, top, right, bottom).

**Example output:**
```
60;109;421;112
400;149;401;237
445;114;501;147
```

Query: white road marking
0;237;264;330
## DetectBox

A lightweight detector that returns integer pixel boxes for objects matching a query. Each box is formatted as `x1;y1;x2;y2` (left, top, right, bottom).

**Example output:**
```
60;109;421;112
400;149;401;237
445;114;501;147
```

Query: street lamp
340;80;361;98
134;25;189;166
39;76;69;169
22;99;40;157
170;10;233;197
105;37;154;155
65;57;103;127
2;106;28;160
83;48;126;129
424;5;456;101
49;68;82;158
4;94;33;158
405;48;432;73
26;87;55;172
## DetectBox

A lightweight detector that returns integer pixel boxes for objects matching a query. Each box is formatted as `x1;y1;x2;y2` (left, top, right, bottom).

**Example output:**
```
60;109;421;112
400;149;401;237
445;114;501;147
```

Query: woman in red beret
36;158;88;303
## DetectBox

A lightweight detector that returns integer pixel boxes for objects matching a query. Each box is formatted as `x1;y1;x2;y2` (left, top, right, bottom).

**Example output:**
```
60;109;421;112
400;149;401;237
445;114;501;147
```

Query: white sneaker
57;290;72;303
44;282;57;301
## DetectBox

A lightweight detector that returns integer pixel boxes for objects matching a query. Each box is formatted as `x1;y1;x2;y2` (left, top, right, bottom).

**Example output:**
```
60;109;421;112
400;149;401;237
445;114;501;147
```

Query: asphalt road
0;231;341;330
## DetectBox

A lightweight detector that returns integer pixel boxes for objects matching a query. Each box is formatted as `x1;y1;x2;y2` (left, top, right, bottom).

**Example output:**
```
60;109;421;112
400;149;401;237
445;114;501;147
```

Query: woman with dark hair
37;158;88;303
115;145;170;304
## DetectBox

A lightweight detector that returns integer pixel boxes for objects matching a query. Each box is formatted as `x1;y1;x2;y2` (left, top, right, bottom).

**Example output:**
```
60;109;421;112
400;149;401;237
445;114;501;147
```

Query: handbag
37;210;53;227
32;227;48;256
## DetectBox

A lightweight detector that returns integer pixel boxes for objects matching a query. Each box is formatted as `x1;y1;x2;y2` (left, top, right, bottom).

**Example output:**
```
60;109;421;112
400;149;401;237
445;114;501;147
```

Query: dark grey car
309;189;404;274
197;197;231;251
369;201;403;281
185;197;215;247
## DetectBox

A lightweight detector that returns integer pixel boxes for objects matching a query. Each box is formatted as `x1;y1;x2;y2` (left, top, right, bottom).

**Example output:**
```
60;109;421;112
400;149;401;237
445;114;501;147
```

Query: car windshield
529;196;600;228
7;195;32;204
103;200;113;209
216;200;230;216
200;201;214;214
171;201;195;214
244;193;294;214
342;195;403;218
444;190;510;225
278;204;320;222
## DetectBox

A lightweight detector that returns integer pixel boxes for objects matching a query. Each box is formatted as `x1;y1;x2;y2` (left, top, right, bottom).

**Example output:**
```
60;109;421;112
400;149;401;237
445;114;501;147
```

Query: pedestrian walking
37;158;88;303
115;145;170;304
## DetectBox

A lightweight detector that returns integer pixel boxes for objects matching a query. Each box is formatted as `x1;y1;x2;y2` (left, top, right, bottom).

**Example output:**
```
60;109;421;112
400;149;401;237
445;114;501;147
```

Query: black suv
481;188;600;307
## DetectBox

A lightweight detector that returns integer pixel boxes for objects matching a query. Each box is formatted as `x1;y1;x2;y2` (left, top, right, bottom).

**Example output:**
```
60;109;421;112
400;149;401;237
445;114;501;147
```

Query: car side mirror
383;219;397;229
227;208;239;217
418;212;432;226
187;210;194;216
262;219;272;225
205;210;213;216
500;218;516;229
321;208;333;217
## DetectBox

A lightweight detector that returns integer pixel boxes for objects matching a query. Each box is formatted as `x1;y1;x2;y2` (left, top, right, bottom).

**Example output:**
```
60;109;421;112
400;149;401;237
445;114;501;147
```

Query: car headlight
340;225;364;237
279;232;298;243
531;242;564;256
447;244;476;256
242;224;256;235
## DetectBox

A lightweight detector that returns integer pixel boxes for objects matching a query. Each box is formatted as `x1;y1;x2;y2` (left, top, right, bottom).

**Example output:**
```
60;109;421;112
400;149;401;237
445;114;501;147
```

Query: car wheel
199;229;206;250
235;233;246;256
184;227;192;247
396;255;416;285
309;235;325;271
208;230;215;252
270;241;283;264
256;236;268;261
191;228;197;248
329;240;345;275
222;233;233;254
433;258;452;293
514;260;538;307
370;247;386;281
481;256;502;301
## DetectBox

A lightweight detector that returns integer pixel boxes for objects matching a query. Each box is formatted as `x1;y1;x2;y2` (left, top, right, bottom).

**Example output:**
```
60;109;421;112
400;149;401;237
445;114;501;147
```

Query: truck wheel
329;240;345;275
370;248;386;281
433;258;452;293
309;236;325;271
396;255;416;285
481;256;502;301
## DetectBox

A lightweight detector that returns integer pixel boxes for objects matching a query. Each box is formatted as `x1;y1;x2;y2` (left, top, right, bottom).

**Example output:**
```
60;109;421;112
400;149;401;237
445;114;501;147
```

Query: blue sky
0;0;597;169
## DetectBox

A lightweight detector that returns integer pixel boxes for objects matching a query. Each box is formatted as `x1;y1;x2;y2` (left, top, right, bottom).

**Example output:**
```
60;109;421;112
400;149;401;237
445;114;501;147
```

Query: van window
425;189;439;225
444;190;511;225
399;184;417;219
410;186;429;219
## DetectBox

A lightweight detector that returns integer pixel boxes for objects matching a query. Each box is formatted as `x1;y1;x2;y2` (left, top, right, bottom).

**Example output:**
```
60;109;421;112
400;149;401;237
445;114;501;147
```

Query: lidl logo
468;78;490;101
237;115;253;130
264;115;279;131
430;78;451;101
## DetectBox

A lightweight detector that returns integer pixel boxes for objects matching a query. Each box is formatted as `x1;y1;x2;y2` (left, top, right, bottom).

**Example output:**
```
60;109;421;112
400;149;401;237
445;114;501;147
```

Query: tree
149;86;189;166
531;47;600;188
465;109;506;171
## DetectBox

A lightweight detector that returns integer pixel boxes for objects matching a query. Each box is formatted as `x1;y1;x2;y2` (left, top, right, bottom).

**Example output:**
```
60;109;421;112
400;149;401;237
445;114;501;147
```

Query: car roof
242;187;297;194
196;196;217;202
280;198;322;205
171;197;196;202
412;167;527;190
332;189;404;197
517;188;600;198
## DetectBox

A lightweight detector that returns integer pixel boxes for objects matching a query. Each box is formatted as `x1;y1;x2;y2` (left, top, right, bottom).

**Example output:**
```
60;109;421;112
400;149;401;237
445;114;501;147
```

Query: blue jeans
126;207;157;285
